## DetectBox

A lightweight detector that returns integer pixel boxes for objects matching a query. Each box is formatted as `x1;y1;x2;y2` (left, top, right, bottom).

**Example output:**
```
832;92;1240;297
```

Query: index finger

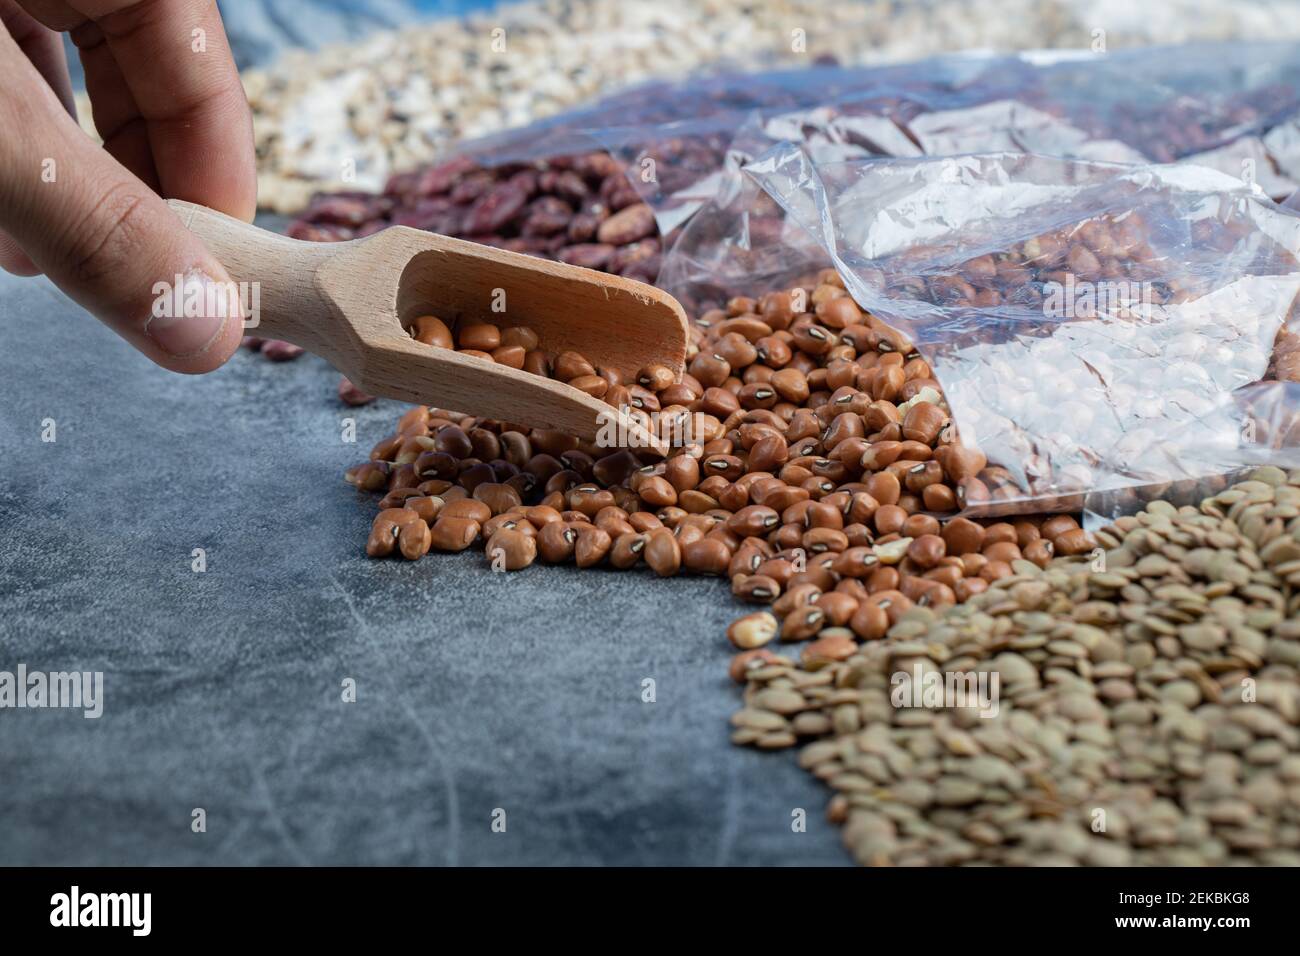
71;0;255;220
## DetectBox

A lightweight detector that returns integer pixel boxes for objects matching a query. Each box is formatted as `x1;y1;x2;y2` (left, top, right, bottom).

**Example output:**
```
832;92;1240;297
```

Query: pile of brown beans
346;269;1099;658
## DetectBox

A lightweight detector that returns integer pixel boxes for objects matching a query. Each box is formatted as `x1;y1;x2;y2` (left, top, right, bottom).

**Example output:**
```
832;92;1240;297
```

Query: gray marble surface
0;268;848;866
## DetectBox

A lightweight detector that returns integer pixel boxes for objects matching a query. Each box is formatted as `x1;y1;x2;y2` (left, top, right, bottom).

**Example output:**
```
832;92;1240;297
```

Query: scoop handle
167;199;347;356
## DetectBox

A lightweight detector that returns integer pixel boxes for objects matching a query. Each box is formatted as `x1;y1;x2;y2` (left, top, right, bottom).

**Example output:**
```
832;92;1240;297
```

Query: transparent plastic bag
582;53;1030;231
745;146;1300;515
290;41;1300;257
454;42;1300;238
1080;380;1300;522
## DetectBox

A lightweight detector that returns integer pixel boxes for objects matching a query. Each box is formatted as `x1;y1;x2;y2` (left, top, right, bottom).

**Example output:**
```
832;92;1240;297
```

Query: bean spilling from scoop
347;270;1098;660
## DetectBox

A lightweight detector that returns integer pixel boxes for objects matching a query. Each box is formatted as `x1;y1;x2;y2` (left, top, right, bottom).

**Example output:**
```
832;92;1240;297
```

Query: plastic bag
1080;380;1300;522
290;42;1300;295
744;146;1300;515
457;42;1300;239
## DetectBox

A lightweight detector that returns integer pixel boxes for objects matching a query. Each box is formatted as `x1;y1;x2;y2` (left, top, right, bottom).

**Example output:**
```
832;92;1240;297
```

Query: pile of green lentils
731;467;1300;865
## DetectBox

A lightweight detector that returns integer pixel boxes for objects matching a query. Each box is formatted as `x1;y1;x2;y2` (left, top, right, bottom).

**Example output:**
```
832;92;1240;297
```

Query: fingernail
144;269;241;357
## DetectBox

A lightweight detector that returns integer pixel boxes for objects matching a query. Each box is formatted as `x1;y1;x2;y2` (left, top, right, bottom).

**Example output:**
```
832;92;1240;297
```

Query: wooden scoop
168;200;689;449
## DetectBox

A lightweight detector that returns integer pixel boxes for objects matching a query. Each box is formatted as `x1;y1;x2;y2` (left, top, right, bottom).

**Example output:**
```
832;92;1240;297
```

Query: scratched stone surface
0;266;848;866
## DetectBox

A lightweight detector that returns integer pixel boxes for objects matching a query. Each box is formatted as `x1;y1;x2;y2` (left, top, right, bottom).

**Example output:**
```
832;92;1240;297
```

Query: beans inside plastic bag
745;146;1300;515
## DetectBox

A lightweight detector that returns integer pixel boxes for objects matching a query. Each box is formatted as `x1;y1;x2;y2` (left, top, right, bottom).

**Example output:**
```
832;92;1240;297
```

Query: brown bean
979;560;1013;582
644;529;682;577
411;315;454;348
802;632;858;666
610;532;648;569
733;574;781;604
983;540;1022;564
429;516;480;551
347;461;391;492
727;612;778;650
802;527;848;554
874;504;907;535
682;538;730;575
538;522;578;563
729;648;779;682
458;322;501;351
941;517;985;555
954;577;989;602
727;505;780;536
849;602;889;641
366;516;401;558
815;592;858;626
442;499;492;523
1054;528;1096;556
864;472;901;506
1040;514;1082;540
627;512;663;534
901;514;941;538
638;476;678;507
498;326;540;351
574;525;613;567
434;426;473;458
483;514;534;538
486;528;537;570
1012;519;1041;549
1023;538;1055;568
525;505;564;529
636;363;676;392
473;482;522;515
781;606;826;642
491;344;527;369
554;350;596;381
568;374;609;398
906;534;946;569
523;350;550;377
404;495;443;524
901;402;948;445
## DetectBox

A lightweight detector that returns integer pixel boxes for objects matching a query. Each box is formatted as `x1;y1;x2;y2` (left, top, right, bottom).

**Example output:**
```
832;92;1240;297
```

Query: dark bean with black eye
755;335;792;368
791;322;834;356
537;522;578;563
732;574;781;604
822;412;864;449
738;382;778;410
810;458;848;483
689;353;731;388
637;363;676;392
726;505;781;536
714;332;758;368
781;606;825;641
610;532;648;569
802;527;848;554
627;384;660;412
702;454;745;481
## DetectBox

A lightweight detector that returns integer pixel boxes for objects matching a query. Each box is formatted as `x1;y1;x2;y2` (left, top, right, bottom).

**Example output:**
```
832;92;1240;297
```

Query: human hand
0;0;255;372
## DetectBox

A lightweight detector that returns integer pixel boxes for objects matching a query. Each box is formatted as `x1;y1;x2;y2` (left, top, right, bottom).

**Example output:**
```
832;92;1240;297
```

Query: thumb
0;30;242;374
